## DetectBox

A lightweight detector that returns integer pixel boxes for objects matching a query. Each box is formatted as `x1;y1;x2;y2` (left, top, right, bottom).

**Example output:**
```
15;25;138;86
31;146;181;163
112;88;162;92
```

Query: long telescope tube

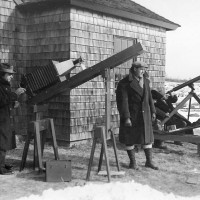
167;75;200;93
28;42;145;104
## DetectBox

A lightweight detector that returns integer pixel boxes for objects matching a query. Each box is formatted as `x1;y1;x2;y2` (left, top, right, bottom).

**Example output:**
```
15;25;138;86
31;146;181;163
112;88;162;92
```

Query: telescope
166;75;200;94
25;42;145;104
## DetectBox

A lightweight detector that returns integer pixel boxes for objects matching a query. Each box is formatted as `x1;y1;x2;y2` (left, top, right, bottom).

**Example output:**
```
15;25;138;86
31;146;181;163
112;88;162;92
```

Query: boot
0;167;13;175
153;140;167;150
127;149;139;170
0;151;13;175
0;151;6;168
174;141;183;146
5;163;13;170
144;148;158;170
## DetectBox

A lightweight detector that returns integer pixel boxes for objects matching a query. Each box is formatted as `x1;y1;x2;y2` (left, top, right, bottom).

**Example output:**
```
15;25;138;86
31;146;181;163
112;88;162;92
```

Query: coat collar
129;71;144;97
0;77;10;86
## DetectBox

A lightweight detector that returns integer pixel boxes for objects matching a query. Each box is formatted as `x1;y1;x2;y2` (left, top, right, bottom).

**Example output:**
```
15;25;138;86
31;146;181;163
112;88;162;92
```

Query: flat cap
132;61;148;68
0;63;16;74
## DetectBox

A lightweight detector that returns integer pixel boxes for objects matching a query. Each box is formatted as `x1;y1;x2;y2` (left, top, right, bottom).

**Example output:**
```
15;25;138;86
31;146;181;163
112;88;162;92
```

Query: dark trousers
0;150;6;167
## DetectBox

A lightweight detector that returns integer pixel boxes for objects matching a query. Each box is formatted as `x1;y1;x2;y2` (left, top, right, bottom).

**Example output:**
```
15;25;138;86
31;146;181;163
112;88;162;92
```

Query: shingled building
0;0;180;145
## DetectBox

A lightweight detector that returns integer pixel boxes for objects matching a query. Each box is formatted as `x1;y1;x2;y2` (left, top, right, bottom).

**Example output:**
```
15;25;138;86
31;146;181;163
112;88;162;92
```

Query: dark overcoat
116;75;156;145
0;77;17;151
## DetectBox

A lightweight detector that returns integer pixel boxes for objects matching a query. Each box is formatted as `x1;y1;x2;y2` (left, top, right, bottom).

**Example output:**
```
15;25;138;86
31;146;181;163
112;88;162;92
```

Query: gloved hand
14;101;20;108
165;112;170;118
124;118;132;127
152;113;156;122
15;87;26;96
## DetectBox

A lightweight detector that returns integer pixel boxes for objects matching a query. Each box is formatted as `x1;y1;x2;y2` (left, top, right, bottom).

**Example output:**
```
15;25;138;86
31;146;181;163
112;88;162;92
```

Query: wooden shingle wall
69;7;166;142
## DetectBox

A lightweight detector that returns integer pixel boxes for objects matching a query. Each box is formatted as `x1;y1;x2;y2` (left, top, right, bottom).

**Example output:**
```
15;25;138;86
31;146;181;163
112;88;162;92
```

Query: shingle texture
20;0;179;27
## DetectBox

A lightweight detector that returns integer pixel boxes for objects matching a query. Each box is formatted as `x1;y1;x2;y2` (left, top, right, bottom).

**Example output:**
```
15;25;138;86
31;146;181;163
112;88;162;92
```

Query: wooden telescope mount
154;76;200;155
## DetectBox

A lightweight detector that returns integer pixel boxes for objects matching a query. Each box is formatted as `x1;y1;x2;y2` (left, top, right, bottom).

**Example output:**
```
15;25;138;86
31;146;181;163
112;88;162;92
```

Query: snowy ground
16;180;200;200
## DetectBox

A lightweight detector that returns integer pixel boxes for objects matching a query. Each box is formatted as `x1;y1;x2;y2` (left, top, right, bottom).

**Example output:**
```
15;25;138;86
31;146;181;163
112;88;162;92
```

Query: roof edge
17;0;180;31
71;0;180;30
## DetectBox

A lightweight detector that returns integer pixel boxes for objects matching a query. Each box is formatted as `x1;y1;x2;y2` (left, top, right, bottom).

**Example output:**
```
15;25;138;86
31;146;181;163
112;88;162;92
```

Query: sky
132;0;200;79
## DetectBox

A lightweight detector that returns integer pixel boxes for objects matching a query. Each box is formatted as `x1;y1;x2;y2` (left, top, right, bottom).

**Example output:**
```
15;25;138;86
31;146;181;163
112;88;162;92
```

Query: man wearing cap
116;61;158;170
0;63;26;175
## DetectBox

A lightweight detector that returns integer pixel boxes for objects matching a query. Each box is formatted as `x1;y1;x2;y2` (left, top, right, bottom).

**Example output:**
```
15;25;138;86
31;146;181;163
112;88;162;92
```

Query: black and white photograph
0;0;200;199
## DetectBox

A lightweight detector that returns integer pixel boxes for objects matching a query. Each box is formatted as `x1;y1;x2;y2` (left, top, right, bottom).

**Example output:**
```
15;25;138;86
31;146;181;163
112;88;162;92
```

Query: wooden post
197;144;200;156
86;67;122;182
105;68;111;137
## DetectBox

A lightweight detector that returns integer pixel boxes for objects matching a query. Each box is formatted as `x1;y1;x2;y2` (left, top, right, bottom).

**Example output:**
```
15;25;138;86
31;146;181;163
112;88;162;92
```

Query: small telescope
167;75;200;94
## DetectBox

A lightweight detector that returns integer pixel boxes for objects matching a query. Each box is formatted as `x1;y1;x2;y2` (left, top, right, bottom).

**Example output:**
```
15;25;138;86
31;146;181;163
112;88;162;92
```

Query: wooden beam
14;0;23;5
154;126;200;144
28;42;145;104
154;133;200;144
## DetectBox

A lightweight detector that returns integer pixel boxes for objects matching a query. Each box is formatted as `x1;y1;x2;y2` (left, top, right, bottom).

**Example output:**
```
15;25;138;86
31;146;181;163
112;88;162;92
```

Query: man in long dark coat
0;63;25;175
116;61;158;170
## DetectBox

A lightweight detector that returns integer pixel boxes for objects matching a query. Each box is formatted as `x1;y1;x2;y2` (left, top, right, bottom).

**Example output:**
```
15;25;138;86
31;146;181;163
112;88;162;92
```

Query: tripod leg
86;138;97;181
110;130;120;171
101;129;111;182
98;144;104;172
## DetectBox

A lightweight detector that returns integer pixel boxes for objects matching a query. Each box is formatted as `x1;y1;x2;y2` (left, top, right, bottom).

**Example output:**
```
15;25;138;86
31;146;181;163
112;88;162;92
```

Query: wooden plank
29;42;145;104
28;120;49;132
161;93;193;125
14;0;23;5
154;132;200;144
154;124;200;135
98;170;125;176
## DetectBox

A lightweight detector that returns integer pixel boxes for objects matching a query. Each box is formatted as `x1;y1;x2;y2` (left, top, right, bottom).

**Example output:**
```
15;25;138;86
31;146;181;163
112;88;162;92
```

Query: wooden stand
20;104;59;172
86;68;123;182
154;87;200;155
154;127;200;156
86;126;121;182
161;90;200;126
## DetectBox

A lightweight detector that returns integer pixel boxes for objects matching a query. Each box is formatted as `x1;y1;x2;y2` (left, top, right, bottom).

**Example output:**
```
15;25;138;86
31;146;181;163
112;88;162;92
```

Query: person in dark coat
151;89;193;148
0;63;26;175
116;61;158;170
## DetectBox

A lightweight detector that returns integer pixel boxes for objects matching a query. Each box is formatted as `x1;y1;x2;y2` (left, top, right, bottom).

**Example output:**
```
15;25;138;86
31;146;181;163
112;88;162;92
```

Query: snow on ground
16;180;200;200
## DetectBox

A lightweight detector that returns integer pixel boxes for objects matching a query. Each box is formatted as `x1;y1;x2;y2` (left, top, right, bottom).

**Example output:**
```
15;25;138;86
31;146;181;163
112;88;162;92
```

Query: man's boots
144;148;158;170
174;141;183;146
127;149;139;170
0;151;12;175
153;140;167;150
